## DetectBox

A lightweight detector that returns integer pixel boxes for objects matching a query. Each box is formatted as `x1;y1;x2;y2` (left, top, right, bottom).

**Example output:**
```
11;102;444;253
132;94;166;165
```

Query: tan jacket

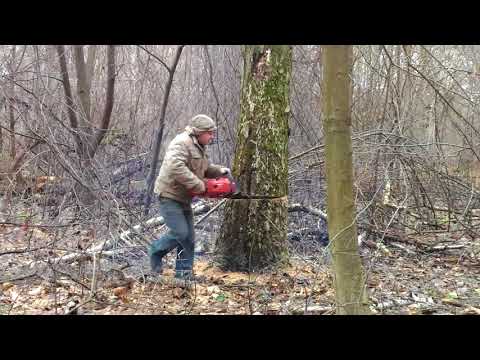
154;128;224;204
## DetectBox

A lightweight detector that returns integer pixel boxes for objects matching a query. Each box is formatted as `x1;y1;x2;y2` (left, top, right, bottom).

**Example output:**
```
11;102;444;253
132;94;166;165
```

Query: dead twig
0;246;48;256
0;222;79;228
425;244;466;252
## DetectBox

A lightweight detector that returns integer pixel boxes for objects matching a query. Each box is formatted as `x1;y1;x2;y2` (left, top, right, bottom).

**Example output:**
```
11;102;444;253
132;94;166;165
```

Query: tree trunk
74;45;92;124
89;45;115;158
57;45;115;161
215;45;292;271
8;45;17;160
9;100;15;160
56;45;116;205
56;45;82;156
322;45;370;315
0;113;2;154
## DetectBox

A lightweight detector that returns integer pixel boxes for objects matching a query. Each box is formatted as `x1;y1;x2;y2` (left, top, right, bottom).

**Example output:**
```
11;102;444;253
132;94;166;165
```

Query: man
149;114;230;281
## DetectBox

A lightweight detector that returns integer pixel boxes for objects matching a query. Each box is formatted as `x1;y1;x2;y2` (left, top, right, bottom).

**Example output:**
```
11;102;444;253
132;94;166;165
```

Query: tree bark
74;45;92;124
322;45;370;315
215;45;292;271
9;99;15;160
0;116;2;154
90;45;115;158
56;45;116;205
57;45;115;161
56;45;82;155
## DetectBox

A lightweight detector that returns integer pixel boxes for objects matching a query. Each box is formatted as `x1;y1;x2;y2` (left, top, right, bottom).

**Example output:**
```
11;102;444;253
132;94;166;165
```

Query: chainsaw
190;174;280;200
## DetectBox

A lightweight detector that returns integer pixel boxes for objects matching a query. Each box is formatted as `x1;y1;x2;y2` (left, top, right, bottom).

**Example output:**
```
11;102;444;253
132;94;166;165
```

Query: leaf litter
1;223;480;315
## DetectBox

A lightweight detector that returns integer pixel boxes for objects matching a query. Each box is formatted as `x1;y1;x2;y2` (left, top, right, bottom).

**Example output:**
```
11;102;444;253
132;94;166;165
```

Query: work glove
220;167;231;176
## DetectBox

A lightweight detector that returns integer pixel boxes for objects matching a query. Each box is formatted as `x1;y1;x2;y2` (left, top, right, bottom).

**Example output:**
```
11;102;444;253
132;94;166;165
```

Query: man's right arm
167;143;205;193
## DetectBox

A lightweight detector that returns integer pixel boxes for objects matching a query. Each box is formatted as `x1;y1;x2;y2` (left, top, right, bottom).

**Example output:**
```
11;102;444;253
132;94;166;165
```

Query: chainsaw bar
226;192;283;200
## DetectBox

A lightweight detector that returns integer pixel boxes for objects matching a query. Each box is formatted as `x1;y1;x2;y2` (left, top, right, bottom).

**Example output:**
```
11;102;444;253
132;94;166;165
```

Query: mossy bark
322;46;370;315
216;45;292;271
216;196;289;271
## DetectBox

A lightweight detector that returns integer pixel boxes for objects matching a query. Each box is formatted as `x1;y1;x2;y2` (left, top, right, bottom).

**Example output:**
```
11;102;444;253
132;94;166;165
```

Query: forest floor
1;217;480;315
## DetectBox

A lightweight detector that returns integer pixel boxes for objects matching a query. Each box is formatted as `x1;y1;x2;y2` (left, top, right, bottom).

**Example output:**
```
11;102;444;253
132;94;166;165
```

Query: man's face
197;130;215;145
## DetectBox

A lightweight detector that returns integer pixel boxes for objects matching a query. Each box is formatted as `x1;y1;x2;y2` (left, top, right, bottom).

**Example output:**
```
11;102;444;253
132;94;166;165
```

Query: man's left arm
205;163;230;178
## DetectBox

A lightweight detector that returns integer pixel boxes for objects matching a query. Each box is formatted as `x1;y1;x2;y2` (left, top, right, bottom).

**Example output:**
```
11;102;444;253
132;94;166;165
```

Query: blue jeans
149;197;195;279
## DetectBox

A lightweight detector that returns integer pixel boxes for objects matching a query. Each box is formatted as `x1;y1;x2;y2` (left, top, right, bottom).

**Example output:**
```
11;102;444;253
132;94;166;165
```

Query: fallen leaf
28;286;44;296
227;300;239;307
207;285;220;294
9;289;20;301
32;298;50;309
441;298;463;307
2;282;14;291
113;286;128;298
269;303;281;311
32;228;48;239
173;288;188;299
411;292;434;304
447;291;458;299
461;306;480;315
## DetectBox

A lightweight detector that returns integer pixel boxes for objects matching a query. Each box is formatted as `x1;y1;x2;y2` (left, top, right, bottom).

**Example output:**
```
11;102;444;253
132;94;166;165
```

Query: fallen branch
288;203;385;248
426;244;466;252
363;239;392;255
0;246;48;256
142;274;205;289
119;201;211;244
29;200;212;268
289;305;333;315
0;222;79;228
65;297;94;315
287;228;324;239
0;271;38;283
388;242;416;255
374;299;414;310
288;203;327;220
194;198;227;227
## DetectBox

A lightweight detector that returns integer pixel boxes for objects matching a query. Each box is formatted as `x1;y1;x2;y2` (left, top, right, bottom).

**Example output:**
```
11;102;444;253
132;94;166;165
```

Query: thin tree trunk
56;45;116;205
86;45;97;93
89;45;116;158
9;101;15;160
73;45;92;125
8;45;16;160
129;50;150;135
56;45;82;156
0;116;3;153
144;45;184;215
57;45;116;161
322;45;370;315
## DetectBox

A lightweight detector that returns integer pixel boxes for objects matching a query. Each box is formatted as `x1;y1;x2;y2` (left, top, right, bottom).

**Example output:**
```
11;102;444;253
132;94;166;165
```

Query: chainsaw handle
188;180;208;197
190;177;237;198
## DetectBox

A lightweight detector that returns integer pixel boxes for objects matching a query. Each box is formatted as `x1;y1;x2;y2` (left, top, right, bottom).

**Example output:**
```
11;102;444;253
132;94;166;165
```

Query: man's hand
220;167;231;176
189;180;207;197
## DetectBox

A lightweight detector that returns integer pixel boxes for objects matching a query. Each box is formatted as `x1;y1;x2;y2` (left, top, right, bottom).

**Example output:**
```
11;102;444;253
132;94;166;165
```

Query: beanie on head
189;114;217;133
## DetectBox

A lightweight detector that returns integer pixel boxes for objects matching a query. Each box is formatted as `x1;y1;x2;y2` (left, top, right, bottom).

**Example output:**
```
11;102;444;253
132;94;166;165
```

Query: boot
150;253;164;274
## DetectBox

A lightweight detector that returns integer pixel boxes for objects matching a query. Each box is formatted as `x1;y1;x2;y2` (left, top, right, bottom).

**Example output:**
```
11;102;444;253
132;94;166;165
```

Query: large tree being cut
215;45;292;271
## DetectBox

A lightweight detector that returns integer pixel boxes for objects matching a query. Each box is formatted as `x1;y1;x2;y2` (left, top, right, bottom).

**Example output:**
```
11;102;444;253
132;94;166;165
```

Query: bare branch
137;45;172;73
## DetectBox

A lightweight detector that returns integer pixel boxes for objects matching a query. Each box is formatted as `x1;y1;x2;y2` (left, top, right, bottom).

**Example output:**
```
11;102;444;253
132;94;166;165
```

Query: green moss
234;45;291;196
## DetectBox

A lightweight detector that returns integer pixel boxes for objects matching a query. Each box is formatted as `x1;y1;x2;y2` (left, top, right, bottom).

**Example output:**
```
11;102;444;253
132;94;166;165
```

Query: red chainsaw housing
204;177;236;198
190;177;236;198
